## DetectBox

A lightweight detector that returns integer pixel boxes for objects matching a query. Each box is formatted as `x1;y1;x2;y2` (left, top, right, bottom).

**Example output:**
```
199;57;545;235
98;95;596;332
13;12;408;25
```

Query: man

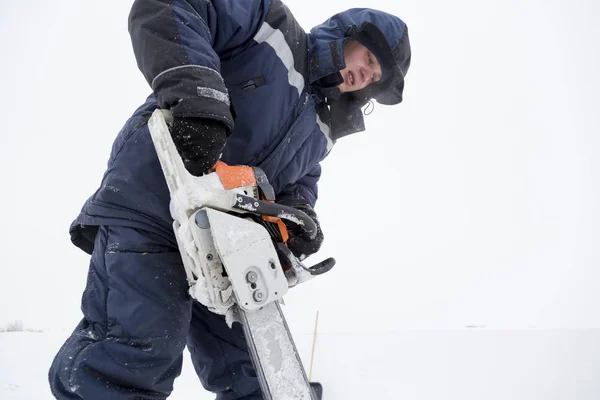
49;0;411;398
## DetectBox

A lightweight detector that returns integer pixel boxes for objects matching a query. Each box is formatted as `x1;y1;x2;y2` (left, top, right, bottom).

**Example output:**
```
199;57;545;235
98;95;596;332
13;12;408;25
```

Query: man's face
337;40;383;93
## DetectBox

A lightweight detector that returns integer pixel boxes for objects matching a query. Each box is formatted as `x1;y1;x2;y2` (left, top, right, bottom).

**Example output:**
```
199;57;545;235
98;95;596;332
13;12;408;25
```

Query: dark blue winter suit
49;0;410;399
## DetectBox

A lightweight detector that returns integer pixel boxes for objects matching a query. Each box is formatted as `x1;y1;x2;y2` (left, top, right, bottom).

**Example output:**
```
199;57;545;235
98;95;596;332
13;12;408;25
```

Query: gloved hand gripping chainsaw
148;110;335;400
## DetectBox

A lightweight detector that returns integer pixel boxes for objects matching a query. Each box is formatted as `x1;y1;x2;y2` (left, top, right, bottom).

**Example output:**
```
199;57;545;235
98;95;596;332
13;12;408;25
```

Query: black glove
278;199;324;260
169;117;228;176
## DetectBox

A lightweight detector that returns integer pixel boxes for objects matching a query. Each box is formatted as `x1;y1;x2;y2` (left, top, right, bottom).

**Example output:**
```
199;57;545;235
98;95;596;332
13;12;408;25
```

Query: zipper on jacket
241;77;267;92
258;93;311;170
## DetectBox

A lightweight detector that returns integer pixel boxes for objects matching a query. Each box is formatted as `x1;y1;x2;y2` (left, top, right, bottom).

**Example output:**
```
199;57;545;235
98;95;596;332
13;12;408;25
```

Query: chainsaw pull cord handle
230;194;318;240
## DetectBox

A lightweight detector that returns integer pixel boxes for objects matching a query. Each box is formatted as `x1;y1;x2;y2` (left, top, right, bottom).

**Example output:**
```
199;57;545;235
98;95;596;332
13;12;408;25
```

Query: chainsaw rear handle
231;194;318;240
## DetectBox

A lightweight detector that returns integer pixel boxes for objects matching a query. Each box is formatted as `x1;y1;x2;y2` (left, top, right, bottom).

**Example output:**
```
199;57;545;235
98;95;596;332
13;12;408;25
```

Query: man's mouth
348;71;355;87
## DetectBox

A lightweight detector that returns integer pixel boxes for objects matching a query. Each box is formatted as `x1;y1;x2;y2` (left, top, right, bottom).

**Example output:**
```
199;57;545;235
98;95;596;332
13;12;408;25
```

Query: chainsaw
148;109;334;400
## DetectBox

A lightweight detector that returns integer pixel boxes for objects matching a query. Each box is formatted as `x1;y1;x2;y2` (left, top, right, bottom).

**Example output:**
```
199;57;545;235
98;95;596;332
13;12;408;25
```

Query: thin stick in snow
308;310;320;381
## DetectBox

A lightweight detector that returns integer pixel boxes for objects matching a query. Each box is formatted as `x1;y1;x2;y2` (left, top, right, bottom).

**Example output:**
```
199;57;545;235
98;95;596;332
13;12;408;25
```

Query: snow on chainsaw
148;109;333;400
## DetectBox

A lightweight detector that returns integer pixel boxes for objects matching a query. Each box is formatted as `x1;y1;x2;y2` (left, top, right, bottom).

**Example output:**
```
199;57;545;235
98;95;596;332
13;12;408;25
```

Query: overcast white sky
2;0;600;399
1;0;600;377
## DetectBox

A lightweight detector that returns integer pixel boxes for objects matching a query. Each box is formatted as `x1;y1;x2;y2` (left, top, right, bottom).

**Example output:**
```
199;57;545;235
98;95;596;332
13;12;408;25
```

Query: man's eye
368;54;373;65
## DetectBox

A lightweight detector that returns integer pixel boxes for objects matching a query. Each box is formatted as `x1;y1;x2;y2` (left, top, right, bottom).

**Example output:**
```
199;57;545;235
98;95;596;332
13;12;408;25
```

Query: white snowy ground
2;327;599;399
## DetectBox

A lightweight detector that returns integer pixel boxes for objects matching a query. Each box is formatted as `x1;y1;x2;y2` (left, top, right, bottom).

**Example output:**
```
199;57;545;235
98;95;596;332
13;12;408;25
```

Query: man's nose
360;66;370;84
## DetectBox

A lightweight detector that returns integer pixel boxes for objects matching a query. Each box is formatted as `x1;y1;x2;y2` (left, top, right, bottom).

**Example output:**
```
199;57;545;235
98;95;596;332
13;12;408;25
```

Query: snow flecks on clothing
106;242;121;254
84;329;97;340
68;384;80;393
103;184;120;192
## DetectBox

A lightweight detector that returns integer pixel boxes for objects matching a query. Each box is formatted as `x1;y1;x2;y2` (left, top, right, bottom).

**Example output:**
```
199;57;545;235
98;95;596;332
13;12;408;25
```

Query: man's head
343;20;410;105
337;40;384;93
308;8;411;137
309;9;410;103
